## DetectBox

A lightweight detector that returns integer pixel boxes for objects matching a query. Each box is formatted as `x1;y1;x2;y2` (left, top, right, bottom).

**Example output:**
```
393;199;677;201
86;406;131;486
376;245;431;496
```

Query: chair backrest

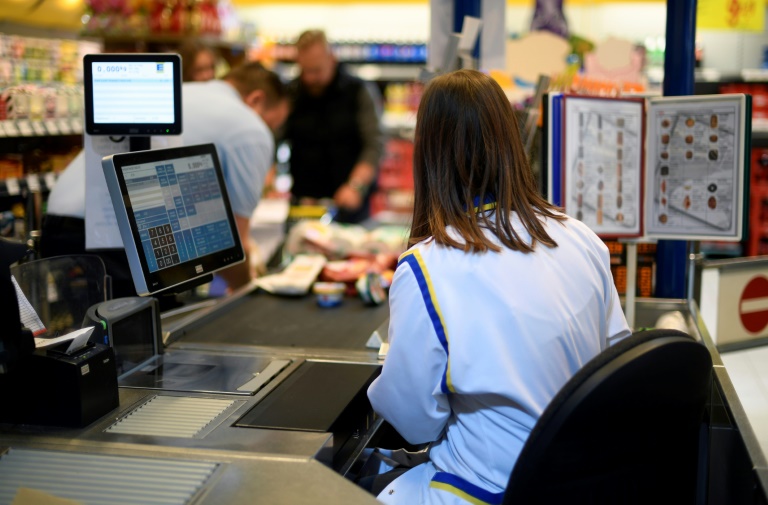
503;329;712;505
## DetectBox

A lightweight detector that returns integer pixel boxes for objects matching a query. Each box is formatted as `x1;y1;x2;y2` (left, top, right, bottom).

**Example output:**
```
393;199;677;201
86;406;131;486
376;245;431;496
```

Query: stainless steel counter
0;286;387;505
633;297;768;503
0;441;379;505
3;292;767;504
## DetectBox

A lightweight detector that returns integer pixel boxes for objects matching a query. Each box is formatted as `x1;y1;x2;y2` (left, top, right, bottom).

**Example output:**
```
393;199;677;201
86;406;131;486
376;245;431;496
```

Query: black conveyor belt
177;291;389;350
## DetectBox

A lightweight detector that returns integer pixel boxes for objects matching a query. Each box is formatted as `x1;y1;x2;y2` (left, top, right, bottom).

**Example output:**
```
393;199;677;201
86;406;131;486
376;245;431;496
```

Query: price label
5;178;20;196
57;119;72;135
17;120;33;136
26;175;41;192
44;173;57;189
2;121;19;137
44;120;59;135
32;122;46;136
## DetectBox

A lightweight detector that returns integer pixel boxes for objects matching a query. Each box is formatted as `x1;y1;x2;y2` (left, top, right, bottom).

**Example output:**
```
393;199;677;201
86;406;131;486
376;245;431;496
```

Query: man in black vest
283;29;383;224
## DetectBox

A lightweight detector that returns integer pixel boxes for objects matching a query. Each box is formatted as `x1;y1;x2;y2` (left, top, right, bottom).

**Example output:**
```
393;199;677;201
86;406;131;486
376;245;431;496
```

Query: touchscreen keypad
150;225;180;268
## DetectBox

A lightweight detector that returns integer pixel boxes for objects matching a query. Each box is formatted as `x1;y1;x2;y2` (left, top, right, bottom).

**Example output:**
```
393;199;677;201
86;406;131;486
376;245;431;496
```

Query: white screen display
91;61;175;124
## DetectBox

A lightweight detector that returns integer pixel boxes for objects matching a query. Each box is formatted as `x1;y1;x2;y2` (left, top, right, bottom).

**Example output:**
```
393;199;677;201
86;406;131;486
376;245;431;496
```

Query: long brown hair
410;69;564;253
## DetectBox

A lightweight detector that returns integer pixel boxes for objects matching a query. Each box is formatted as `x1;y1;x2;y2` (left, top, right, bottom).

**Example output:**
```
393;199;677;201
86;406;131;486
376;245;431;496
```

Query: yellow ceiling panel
0;0;85;31
230;0;663;4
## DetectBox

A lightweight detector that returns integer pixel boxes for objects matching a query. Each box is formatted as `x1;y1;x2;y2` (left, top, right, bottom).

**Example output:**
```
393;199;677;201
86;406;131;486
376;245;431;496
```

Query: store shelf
0;119;82;138
275;62;421;82
381;111;417;135
0;172;58;197
96;34;250;68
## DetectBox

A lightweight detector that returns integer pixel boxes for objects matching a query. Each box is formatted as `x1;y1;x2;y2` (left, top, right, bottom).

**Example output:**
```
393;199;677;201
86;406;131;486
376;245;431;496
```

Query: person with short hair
282;29;383;223
366;70;631;504
43;62;290;294
177;39;218;83
181;61;290;289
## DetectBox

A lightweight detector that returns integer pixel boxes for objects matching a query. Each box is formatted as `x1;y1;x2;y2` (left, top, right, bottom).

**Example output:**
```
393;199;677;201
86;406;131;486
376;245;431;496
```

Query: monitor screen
101;143;245;296
83;53;182;136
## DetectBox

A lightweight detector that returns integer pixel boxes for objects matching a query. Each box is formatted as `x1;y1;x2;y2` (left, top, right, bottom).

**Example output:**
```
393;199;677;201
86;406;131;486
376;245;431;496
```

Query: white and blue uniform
367;211;631;505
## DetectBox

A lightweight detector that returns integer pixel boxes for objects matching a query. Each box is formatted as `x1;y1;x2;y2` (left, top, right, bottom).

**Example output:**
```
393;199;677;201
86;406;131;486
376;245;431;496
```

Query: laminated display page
645;96;745;240
563;96;644;237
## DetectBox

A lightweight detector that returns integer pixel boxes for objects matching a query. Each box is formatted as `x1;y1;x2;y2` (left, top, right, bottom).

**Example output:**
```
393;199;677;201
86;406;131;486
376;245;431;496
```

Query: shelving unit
95;34;250;69
693;73;768;258
0;32;91;239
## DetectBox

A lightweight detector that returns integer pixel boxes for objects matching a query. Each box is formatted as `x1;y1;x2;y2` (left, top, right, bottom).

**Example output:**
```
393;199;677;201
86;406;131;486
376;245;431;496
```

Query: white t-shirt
47;80;273;221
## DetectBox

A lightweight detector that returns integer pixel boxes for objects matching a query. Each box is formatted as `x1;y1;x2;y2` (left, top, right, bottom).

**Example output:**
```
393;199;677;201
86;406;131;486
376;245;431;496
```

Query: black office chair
503;329;712;505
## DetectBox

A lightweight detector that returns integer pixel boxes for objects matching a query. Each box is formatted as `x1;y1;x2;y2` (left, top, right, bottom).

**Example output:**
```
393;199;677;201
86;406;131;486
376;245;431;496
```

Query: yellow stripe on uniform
398;249;455;393
430;482;494;505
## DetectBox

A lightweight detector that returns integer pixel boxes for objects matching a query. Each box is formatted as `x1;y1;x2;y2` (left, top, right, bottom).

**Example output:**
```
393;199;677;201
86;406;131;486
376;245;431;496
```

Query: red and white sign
739;275;768;334
700;263;768;345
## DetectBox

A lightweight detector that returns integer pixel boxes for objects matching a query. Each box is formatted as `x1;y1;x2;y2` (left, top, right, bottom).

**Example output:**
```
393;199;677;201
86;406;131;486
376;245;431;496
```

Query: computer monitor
101;143;245;296
83;53;182;136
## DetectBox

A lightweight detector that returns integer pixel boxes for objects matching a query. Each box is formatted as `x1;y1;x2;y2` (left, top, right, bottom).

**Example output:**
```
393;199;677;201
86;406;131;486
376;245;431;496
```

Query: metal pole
625;242;637;329
656;0;697;299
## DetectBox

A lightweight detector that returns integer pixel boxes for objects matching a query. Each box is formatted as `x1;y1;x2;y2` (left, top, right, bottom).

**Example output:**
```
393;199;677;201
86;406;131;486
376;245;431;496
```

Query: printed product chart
563;96;645;237
645;96;745;240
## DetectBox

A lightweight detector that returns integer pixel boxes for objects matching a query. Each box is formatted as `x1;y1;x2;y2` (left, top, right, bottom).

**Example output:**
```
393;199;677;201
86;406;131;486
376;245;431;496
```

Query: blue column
656;0;697;298
453;0;482;59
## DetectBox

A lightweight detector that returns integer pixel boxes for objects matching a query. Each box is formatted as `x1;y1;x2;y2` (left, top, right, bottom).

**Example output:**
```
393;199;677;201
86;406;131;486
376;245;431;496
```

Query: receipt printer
0;342;119;427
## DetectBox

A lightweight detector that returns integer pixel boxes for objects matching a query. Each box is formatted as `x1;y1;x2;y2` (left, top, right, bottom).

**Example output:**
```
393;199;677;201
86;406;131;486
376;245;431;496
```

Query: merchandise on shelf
0;84;83;122
254;38;428;65
605;240;656;297
720;82;768;121
0;154;23;180
747;148;768;256
383;82;423;115
0;35;98;86
84;0;222;36
370;138;414;220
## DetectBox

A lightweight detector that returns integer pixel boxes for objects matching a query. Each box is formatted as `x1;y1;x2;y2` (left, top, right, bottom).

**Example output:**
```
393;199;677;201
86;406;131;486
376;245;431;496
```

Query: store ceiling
0;0;84;32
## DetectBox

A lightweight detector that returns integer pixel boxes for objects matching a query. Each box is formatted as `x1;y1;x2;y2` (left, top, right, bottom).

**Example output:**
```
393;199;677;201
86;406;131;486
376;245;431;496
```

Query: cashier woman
42;61;289;295
365;70;631;504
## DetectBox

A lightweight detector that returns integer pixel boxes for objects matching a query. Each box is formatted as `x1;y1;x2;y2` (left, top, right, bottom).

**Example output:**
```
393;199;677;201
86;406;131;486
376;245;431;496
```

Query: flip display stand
548;93;751;329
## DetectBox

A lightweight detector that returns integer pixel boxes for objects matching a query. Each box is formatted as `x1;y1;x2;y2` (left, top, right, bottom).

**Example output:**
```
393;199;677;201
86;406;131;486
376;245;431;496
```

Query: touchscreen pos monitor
83;53;182;136
101;144;245;296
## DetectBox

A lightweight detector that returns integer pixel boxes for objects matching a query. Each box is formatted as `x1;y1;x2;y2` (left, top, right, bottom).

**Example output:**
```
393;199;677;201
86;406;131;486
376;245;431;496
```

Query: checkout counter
2;288;768;504
2;246;768;504
0;281;388;504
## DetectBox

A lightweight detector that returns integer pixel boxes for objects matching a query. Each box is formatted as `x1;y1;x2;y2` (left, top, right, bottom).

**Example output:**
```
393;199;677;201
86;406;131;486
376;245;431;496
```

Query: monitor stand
156;274;214;312
129;136;151;152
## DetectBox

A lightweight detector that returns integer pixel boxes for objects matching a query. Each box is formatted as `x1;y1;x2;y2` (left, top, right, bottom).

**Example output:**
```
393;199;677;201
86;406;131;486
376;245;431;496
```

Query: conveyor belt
0;448;218;505
105;395;238;438
178;291;389;350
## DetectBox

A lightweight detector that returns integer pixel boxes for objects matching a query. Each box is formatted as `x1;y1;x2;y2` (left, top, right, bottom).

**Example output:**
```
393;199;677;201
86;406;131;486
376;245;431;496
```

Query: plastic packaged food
313;281;346;308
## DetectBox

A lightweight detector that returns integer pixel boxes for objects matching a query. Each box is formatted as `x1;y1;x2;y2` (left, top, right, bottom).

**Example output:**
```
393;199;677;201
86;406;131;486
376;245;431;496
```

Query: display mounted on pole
644;94;751;241
549;93;751;242
561;95;645;238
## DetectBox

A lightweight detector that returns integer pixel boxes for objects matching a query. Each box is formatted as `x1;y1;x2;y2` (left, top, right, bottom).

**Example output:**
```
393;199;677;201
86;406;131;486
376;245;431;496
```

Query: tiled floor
720;346;768;457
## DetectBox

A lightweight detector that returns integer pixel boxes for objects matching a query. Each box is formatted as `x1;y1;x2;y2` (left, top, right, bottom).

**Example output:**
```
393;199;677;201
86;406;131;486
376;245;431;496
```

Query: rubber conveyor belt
175;290;389;350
